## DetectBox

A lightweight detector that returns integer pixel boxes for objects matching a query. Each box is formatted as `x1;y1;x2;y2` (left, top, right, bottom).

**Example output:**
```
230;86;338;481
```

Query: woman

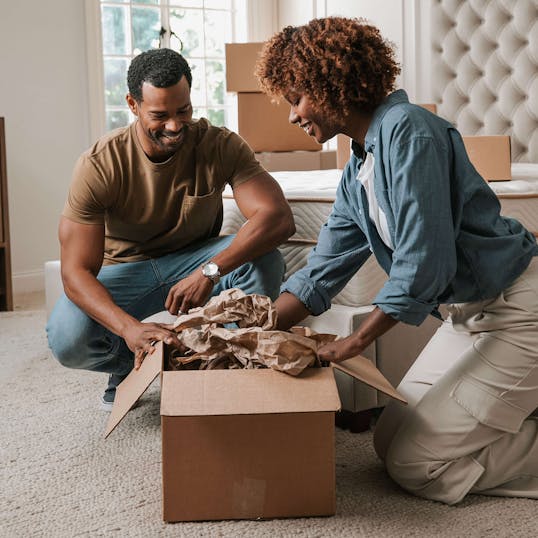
255;17;538;505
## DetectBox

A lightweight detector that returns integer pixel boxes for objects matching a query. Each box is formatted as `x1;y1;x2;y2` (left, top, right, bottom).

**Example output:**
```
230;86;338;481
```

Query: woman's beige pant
374;257;538;505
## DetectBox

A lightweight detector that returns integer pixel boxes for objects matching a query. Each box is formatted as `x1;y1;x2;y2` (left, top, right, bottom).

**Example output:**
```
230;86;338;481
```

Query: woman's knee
384;428;481;505
373;379;428;462
383;430;439;499
373;400;410;461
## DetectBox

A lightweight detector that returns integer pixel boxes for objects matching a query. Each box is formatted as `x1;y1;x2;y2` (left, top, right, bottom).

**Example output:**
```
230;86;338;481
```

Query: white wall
0;0;91;294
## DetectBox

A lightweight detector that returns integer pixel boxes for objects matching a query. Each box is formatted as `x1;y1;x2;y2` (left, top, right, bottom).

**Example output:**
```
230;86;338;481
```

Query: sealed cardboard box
338;132;511;181
320;149;338;170
336;134;351;169
462;135;511;181
238;93;322;152
105;341;405;522
255;150;336;172
419;103;437;114
225;42;264;92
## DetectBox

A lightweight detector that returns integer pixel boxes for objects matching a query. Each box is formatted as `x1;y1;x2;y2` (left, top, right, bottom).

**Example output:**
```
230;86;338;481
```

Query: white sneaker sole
100;398;114;412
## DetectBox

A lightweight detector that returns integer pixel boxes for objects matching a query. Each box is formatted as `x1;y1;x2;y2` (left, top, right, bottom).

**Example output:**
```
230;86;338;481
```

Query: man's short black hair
127;48;192;102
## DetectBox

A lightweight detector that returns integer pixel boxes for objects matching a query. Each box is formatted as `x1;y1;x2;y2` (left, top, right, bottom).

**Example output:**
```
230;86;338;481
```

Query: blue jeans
46;235;285;376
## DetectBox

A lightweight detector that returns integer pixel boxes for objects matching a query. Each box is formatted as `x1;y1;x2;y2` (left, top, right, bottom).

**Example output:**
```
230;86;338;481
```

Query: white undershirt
356;152;394;250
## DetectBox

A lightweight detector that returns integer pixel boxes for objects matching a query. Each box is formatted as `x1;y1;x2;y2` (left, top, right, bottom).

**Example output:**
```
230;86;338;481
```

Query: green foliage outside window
132;7;161;53
106;110;130;132
104;57;129;106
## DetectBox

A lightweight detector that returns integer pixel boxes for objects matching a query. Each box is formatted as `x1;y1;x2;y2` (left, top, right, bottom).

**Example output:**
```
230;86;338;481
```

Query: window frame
85;0;274;140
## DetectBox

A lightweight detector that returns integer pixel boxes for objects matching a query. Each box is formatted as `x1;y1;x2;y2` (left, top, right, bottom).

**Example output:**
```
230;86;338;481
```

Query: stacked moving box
225;42;336;171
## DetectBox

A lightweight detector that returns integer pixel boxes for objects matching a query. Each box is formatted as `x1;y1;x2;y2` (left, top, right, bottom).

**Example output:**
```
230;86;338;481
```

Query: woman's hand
318;307;398;364
317;334;365;364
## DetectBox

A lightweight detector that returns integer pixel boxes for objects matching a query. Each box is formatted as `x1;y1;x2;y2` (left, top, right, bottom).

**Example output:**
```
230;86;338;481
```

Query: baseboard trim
13;269;45;294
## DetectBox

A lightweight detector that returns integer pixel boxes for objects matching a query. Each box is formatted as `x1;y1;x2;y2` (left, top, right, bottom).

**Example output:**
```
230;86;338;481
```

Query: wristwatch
201;261;221;284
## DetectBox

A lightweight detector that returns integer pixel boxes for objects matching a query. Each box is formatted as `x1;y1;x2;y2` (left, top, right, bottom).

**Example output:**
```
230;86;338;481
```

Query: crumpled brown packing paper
172;288;276;331
168;288;336;376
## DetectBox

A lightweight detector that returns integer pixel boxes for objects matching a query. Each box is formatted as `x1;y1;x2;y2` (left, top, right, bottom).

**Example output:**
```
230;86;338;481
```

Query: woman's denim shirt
282;90;538;326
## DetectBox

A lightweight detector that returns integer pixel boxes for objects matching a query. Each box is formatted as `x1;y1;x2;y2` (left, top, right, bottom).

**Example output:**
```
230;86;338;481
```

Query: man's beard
148;126;185;150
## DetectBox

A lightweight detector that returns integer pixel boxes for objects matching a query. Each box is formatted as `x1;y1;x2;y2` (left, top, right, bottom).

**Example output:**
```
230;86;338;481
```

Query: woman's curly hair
255;17;400;115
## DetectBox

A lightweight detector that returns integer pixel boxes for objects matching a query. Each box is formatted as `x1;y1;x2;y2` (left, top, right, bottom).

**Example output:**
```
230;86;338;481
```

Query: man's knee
233;249;285;300
257;248;285;276
46;297;101;370
47;317;89;369
47;335;83;369
255;249;286;299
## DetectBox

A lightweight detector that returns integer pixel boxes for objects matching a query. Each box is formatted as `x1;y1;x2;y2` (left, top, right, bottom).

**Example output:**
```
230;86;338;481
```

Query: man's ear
126;94;139;116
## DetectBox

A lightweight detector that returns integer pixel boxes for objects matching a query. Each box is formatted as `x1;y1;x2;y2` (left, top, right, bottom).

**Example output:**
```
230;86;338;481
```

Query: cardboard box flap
104;342;163;438
160;367;341;417
332;355;407;404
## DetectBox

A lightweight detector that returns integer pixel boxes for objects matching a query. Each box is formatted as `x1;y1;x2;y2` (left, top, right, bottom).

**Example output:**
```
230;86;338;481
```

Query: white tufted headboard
431;0;537;163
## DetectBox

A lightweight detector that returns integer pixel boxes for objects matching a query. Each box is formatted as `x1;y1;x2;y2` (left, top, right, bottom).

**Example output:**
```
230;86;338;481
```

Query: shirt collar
362;89;409;153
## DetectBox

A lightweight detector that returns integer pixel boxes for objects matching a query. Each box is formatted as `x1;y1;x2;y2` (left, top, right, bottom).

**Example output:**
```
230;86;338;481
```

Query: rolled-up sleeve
373;135;457;325
282;174;372;315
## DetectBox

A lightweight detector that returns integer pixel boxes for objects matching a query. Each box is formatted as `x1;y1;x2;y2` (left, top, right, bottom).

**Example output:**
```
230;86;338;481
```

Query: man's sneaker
100;373;128;412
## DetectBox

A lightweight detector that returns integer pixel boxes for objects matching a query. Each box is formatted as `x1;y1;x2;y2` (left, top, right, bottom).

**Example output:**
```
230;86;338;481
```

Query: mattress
491;164;538;236
222;164;538;308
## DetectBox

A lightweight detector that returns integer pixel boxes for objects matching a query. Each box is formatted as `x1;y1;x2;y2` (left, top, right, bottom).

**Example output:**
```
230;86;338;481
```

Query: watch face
203;262;219;278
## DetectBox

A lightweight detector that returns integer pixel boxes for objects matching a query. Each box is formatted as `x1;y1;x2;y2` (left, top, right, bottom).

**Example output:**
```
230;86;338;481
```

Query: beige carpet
1;307;537;537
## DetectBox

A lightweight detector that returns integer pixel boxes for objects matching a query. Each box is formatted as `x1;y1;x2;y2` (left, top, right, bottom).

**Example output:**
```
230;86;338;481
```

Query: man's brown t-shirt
63;118;264;265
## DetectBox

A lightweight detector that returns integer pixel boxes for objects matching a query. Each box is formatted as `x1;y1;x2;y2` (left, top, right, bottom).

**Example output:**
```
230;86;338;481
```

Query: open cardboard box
105;340;405;522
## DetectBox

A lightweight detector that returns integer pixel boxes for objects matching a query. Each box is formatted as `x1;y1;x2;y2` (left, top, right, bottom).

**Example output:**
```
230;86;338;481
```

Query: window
95;0;247;133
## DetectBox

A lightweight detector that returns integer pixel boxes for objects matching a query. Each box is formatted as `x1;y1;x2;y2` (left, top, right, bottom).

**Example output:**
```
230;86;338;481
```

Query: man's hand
165;270;214;315
122;320;185;369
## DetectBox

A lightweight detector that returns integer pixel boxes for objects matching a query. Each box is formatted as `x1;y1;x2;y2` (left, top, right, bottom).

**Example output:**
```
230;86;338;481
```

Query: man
47;48;295;410
256;18;538;504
